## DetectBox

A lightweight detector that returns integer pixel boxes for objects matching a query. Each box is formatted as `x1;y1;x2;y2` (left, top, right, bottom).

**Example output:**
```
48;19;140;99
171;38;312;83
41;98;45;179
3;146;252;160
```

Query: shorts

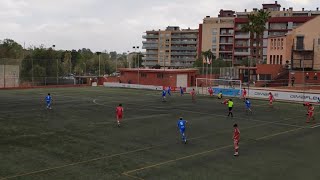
234;139;239;149
229;107;233;111
46;102;51;106
269;100;273;103
116;114;123;120
179;128;185;134
308;112;314;118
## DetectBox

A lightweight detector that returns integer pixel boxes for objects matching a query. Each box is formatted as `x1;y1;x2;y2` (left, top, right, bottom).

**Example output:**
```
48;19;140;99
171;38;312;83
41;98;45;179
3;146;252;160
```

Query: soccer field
1;87;320;180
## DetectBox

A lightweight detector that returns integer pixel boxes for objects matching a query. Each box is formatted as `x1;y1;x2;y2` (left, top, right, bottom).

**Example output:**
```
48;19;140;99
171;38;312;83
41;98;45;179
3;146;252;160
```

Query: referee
228;99;234;117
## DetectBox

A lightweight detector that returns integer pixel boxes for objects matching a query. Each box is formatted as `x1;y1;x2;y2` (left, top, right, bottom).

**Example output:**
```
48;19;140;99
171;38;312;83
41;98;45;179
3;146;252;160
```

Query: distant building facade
142;26;198;68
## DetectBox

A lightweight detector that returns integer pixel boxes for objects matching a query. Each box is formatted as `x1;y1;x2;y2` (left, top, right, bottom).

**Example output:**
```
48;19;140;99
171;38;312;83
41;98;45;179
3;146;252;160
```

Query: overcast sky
0;0;318;52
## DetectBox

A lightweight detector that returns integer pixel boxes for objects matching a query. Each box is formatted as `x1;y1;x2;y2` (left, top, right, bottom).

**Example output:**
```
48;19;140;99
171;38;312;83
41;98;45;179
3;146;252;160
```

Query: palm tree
241;14;257;66
255;9;270;64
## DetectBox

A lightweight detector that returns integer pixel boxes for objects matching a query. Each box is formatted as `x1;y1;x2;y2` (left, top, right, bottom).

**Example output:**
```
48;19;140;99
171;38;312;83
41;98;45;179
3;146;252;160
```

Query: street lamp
96;52;101;76
133;46;140;84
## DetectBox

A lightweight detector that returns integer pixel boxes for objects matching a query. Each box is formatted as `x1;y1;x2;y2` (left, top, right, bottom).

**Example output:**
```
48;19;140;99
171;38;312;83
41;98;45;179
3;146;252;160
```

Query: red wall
119;71;197;87
256;64;284;78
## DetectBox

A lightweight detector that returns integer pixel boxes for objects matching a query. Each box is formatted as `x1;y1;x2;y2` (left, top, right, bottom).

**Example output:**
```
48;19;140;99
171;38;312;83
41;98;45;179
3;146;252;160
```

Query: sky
0;0;318;53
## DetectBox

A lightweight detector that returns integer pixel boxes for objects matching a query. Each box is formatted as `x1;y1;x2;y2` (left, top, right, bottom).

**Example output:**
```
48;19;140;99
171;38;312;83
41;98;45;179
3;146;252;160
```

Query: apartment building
199;10;235;62
267;15;320;70
233;1;320;65
142;26;198;68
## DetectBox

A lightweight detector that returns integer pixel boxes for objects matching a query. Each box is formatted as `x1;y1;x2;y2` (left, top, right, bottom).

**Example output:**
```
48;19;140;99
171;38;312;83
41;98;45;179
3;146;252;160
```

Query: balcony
269;23;287;30
171;57;196;61
144;51;158;55
171;46;197;51
235;43;249;47
171;34;198;39
142;45;158;49
220;32;234;36
142;41;158;44
219;40;233;44
219;49;233;53
170;52;197;56
235;34;250;39
234;51;250;55
143;61;158;66
171;41;197;45
142;56;158;61
142;35;159;39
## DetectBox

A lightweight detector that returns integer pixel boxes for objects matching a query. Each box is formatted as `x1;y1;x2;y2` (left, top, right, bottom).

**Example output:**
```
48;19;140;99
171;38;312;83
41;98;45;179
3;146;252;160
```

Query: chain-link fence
0;58;94;88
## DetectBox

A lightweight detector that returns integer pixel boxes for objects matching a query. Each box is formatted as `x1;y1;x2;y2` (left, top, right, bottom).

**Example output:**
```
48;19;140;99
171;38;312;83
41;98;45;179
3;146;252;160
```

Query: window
281;39;284;49
140;73;147;78
260;74;272;80
270;55;273;64
296;36;304;50
318;38;320;45
280;55;283;64
276;55;279;64
212;36;217;43
273;55;276;64
157;73;164;78
271;39;274;49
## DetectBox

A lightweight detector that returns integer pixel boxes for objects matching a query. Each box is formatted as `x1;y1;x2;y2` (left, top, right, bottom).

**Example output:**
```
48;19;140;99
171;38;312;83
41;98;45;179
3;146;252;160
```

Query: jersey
180;87;184;94
269;94;274;101
116;106;123;115
177;120;187;130
228;101;234;108
167;87;171;92
162;90;167;97
308;106;314;113
190;90;195;96
218;93;223;99
233;128;240;141
45;95;52;103
243;89;247;96
245;100;251;108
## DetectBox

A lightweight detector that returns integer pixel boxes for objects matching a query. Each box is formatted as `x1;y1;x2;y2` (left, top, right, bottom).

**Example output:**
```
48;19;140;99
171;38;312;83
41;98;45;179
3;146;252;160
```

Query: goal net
196;78;242;98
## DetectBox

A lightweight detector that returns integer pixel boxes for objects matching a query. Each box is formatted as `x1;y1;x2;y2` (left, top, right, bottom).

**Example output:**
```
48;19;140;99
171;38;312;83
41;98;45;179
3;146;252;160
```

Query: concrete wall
0;65;19;88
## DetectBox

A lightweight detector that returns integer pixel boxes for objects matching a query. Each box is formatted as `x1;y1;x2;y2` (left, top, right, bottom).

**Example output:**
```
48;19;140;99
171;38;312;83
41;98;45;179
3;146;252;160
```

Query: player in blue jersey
167;86;172;96
180;86;184;96
45;93;52;109
162;89;167;102
177;117;187;144
245;98;252;114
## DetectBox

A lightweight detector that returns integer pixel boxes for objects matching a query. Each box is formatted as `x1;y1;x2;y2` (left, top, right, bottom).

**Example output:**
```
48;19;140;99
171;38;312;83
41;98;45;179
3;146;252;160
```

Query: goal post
196;78;242;98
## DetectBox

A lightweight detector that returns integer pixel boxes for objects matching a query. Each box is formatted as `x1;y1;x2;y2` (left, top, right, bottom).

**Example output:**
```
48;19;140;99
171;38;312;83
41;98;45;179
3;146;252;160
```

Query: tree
255;9;270;64
0;39;23;59
132;53;143;68
241;10;270;66
62;51;72;75
241;14;257;66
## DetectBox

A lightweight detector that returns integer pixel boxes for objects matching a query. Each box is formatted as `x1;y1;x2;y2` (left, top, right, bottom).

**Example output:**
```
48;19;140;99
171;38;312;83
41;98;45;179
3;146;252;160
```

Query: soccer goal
196;78;242;98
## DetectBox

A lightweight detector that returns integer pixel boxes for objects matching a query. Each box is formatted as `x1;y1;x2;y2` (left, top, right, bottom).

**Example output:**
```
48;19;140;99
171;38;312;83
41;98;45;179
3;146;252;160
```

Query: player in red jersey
221;99;229;105
208;87;213;97
303;102;311;115
116;104;124;127
190;89;196;102
269;92;275;107
233;124;240;156
242;88;247;101
306;104;315;123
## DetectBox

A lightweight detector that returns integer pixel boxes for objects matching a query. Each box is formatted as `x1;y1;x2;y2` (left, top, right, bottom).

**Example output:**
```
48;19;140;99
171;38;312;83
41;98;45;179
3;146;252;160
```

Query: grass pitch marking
0;122;272;180
123;126;304;178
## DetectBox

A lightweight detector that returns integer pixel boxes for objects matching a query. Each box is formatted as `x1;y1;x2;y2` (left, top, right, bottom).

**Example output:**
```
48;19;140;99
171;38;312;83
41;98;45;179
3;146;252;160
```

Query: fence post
3;64;5;88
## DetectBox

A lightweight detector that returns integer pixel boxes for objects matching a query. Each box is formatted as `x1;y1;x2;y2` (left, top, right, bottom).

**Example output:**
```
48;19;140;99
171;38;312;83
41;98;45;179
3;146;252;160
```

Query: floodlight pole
133;46;140;84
